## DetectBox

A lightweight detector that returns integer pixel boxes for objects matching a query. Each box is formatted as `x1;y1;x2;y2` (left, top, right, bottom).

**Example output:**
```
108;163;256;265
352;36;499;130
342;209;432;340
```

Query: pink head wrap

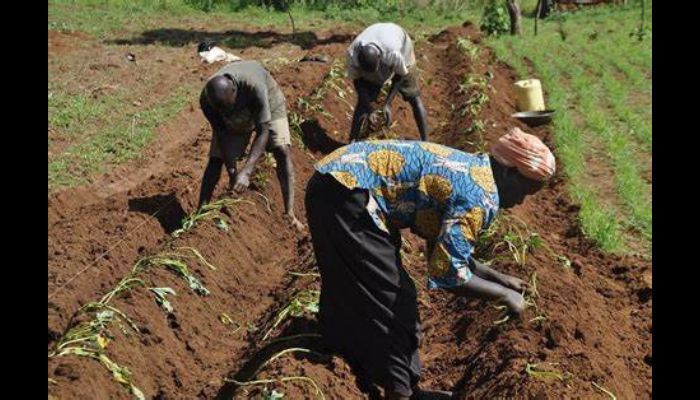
490;127;556;181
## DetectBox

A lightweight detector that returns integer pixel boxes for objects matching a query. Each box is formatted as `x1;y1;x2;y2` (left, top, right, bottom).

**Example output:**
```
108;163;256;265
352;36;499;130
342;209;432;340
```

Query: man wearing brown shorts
197;60;303;230
346;23;429;142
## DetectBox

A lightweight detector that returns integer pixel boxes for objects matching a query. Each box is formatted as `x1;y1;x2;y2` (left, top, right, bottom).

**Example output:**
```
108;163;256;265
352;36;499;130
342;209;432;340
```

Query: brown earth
48;22;651;399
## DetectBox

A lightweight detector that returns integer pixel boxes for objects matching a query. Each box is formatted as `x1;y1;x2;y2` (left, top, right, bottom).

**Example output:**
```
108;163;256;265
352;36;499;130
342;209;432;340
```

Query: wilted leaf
213;217;229;231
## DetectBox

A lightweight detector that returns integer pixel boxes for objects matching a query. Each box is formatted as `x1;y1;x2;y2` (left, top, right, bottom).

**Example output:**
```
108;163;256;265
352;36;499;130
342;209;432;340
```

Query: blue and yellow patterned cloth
314;140;499;289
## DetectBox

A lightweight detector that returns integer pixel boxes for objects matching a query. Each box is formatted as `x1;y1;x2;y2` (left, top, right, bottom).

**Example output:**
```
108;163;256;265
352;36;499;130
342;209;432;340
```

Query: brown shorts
356;65;421;102
209;117;291;159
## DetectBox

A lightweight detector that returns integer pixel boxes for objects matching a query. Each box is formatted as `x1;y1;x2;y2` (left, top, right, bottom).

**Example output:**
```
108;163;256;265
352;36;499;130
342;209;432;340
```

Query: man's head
205;74;238;115
489;127;556;208
357;43;382;72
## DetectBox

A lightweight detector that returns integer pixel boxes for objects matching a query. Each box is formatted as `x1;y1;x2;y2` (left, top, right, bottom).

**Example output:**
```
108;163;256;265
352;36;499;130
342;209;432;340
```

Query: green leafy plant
172;198;252;238
525;362;570;381
149;287;176;313
137;256;210;296
49;310;145;399
490;217;543;267
457;37;480;61
523;272;548;327
50;242;216;398
252;170;270;191
227;347;326;399
262;290;320;341
592;381;617;399
481;1;510;36
263;389;285;400
465;119;485;135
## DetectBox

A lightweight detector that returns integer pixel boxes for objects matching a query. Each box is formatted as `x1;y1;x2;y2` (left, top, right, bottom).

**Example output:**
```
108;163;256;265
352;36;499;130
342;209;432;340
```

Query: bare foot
285;214;305;232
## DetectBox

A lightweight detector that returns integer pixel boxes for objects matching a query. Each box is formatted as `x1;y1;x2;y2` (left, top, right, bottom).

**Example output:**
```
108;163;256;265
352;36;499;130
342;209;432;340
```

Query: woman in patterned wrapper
305;128;556;400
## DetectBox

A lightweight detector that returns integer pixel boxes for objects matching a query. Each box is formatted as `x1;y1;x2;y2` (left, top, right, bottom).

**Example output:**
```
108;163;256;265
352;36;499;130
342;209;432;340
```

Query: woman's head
490;127;556;208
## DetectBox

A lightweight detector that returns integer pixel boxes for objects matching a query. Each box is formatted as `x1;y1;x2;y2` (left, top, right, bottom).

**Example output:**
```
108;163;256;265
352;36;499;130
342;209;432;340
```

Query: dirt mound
48;23;650;399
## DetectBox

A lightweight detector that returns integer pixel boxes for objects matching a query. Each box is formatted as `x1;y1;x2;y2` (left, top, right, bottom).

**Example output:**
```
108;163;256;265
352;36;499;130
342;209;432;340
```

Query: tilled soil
48;22;651;400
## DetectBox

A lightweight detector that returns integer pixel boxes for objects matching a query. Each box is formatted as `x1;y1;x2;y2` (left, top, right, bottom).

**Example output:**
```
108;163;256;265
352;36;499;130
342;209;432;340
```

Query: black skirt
305;172;421;397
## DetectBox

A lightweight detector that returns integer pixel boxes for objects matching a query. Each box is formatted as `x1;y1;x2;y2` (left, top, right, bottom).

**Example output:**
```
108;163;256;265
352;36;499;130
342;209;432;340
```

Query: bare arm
349;79;373;142
233;122;270;192
198;157;223;209
272;145;294;216
273;145;304;231
199;95;237;207
444;274;525;316
381;74;404;128
384;74;403;110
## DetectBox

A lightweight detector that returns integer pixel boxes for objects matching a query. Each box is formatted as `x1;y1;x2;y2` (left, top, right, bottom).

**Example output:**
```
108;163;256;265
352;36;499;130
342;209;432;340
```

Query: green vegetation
48;204;235;399
487;3;651;254
262;289;320;341
48;84;196;189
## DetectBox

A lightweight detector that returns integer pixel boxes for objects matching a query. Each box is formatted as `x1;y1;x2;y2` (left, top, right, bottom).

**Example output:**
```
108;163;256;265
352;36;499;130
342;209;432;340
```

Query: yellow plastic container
514;79;545;111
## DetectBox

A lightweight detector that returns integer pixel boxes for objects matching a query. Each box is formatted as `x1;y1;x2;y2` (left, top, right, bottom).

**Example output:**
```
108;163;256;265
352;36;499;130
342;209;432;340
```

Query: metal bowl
512;110;556;127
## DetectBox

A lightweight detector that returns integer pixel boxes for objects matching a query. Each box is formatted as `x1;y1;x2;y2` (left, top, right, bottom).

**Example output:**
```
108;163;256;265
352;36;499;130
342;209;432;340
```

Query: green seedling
262;290;320;341
50;245;216;398
592;381;617;400
174;246;217;271
465;119;485;135
50;310;115;356
86;276;145;309
172;198;252;238
237;376;324;400
219;313;242;333
139;256;210;296
149;287;176;313
492;304;510;325
288;271;320;278
79;303;140;335
49;311;144;400
252;170;270;191
525;362;568;381
529;272;539;298
528;315;548;326
491;218;544;267
263;389;285;400
557;254;572;268
457;37;480;61
228;348;326;399
521;272;549;326
64;348;144;400
213;217;229;231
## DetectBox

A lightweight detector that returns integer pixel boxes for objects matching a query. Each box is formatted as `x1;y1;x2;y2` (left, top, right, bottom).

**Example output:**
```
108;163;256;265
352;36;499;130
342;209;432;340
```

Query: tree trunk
534;0;542;35
506;0;522;35
538;0;551;18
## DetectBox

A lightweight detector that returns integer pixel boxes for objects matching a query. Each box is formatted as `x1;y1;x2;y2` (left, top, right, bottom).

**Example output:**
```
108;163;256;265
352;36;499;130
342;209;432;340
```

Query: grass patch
48;84;195;190
49;0;493;40
487;3;650;254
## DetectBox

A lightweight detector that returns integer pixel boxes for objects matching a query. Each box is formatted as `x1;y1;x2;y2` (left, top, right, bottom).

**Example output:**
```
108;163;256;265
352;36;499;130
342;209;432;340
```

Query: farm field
48;1;651;399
